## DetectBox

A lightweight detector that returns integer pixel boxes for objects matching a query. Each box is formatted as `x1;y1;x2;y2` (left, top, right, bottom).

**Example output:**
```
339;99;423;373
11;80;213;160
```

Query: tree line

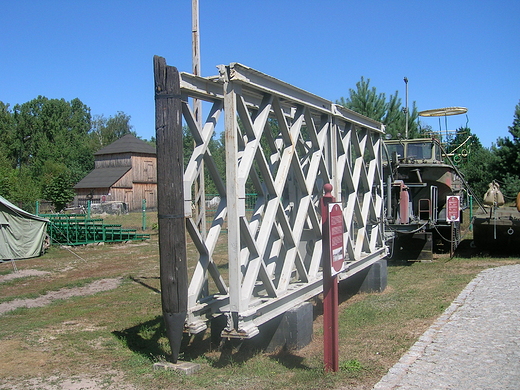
337;78;520;201
0;96;141;211
1;82;519;212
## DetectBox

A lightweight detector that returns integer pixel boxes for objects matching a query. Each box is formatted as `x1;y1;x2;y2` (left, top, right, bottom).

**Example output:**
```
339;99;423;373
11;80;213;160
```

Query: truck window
406;142;432;160
385;144;404;162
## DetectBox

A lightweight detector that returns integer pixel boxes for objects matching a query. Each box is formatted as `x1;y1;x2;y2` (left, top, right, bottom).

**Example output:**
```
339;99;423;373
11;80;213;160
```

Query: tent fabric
0;196;49;260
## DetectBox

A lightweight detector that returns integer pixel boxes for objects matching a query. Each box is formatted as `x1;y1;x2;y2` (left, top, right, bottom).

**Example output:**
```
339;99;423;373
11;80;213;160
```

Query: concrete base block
153;361;201;375
359;259;388;293
265;301;313;352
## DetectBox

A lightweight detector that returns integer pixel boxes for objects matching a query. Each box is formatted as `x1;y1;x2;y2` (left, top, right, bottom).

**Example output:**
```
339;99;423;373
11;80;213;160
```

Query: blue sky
1;1;518;148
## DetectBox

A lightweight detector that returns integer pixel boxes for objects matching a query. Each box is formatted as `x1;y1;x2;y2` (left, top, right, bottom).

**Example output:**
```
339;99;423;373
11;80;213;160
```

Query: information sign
446;195;460;222
328;203;345;275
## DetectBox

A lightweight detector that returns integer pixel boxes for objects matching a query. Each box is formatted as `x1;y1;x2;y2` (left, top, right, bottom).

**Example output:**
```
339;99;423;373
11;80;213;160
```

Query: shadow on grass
113;315;213;363
113;316;170;361
453;238;520;258
268;348;311;370
114;314;274;366
113;314;318;369
209;339;263;368
129;276;161;294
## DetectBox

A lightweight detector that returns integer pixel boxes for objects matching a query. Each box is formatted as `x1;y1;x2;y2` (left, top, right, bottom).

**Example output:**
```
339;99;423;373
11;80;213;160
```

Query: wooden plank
223;67;242;317
153;55;187;363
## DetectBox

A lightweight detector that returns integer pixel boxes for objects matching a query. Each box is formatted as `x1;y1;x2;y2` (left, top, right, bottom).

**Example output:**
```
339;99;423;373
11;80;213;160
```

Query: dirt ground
2;234;514;390
0;268;129;389
0;238;160;390
0;274;121;315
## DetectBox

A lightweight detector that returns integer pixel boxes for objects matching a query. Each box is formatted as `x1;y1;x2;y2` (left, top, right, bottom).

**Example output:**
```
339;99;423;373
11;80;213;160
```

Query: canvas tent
0;195;49;260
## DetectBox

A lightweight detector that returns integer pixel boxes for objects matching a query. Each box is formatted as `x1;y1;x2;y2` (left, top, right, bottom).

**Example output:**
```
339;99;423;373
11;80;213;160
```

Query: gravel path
373;264;520;390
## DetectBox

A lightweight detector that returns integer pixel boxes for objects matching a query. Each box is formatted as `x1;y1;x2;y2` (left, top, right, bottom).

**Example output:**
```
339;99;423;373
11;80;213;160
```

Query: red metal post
321;183;339;372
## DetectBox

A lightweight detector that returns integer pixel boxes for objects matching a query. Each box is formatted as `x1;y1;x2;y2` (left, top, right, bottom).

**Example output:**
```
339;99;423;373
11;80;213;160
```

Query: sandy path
0;277;122;315
0;269;50;283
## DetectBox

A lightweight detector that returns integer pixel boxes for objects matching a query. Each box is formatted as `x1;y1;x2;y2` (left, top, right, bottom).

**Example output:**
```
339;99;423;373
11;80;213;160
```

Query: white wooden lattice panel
178;63;387;337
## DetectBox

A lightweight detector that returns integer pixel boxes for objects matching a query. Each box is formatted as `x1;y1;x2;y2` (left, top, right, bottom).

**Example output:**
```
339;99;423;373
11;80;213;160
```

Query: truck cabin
384;139;443;165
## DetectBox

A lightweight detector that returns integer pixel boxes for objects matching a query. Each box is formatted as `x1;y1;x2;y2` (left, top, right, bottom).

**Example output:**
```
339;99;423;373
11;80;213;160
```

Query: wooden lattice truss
177;63;387;338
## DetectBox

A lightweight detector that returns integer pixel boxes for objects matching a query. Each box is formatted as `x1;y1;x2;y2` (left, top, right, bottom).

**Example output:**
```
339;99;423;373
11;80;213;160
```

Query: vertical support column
221;65;241;329
154;56;188;363
376;135;385;248
330;116;341;201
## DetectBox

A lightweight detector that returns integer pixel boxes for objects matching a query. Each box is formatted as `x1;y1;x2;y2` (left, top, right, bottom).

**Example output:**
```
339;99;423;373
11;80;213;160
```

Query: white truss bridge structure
162;60;388;339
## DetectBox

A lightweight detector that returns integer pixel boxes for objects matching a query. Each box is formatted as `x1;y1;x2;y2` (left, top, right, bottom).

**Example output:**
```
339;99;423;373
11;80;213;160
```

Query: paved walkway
373;264;520;390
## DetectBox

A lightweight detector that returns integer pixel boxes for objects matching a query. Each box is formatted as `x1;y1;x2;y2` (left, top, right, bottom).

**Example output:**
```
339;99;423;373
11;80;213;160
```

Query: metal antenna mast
404;77;409;139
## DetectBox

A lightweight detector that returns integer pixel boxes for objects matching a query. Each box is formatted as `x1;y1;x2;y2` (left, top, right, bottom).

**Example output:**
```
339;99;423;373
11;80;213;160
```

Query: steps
41;214;150;246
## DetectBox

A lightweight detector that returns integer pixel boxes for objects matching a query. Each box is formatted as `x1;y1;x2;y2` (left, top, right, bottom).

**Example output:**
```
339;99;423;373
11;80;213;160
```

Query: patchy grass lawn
1;212;519;389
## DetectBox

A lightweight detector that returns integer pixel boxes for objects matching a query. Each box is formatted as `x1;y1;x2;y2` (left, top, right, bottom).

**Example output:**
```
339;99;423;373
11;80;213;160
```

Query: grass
1;211;519;389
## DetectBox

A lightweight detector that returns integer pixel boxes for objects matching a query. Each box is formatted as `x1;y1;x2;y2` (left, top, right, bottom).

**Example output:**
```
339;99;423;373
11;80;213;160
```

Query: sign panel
328;203;345;275
446;195;460;222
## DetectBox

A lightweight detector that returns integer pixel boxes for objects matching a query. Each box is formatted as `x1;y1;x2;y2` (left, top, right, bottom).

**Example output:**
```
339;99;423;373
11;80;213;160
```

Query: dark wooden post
153;55;188;363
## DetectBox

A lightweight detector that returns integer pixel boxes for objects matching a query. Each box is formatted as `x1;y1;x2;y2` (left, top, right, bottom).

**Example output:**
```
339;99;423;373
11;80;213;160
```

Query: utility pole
192;0;206;239
404;77;409;139
192;0;201;123
154;56;187;363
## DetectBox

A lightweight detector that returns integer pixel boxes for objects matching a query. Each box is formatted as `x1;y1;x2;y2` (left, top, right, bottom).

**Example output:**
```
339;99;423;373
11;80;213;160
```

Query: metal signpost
446;195;460;257
321;184;344;372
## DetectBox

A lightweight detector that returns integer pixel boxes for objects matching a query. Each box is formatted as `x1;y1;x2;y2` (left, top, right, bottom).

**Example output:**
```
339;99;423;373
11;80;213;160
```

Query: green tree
0;96;141;208
337;77;420;139
0;96;93;206
89;111;136;151
337;77;387;121
0;102;15;168
491;100;520;199
11;96;93;179
42;171;76;211
0;154;14;198
461;147;497;199
434;126;500;201
8;168;41;207
444;127;482;163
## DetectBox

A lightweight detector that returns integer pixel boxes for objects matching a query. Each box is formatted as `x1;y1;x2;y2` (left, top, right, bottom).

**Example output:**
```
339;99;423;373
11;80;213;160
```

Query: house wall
112;170;134;189
75;153;158;212
132;183;157;210
95;154;132;168
74;188;111;207
131;155;157;183
111;169;157;210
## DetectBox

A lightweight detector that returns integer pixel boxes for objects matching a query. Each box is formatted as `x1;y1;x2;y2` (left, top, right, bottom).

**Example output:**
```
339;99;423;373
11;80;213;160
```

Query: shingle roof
94;134;156;156
73;166;131;189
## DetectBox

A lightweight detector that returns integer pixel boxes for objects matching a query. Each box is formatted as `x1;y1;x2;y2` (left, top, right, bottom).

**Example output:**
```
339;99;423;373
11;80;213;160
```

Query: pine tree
493;100;520;198
337;77;420;138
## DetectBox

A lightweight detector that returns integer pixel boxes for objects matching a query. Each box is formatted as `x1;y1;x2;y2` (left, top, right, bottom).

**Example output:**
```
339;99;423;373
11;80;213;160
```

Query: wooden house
74;134;157;211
